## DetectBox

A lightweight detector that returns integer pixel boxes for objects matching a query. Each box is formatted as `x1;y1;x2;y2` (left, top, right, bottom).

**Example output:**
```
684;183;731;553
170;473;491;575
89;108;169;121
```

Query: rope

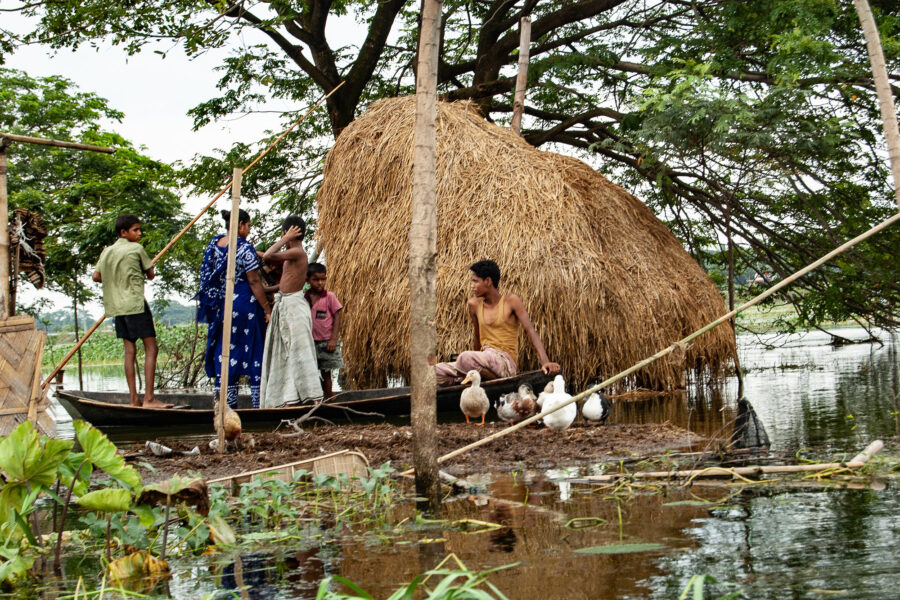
11;215;40;260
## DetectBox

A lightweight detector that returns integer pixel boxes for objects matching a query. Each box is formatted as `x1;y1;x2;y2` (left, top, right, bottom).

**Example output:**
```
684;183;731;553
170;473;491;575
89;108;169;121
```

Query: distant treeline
36;300;196;332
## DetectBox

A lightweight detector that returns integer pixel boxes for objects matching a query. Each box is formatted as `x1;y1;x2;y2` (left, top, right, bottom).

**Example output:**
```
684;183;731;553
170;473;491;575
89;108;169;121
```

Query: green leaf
0;422;73;488
130;504;158;528
574;542;668;554
76;488;133;513
58;451;93;496
73;421;140;489
12;510;38;547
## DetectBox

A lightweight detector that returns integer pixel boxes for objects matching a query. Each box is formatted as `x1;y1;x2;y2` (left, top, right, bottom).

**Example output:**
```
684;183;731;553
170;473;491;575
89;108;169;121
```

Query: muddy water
48;328;899;599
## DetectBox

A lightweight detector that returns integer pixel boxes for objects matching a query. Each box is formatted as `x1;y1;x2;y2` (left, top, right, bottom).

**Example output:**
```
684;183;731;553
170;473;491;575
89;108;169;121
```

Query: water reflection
36;329;900;599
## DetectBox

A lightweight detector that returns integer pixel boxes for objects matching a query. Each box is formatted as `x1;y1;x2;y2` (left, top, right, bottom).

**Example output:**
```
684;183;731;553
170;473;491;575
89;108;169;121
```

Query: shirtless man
258;216;323;406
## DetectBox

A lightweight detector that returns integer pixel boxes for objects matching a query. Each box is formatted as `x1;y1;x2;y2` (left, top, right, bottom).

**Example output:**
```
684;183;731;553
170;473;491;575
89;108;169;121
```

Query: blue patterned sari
196;235;266;407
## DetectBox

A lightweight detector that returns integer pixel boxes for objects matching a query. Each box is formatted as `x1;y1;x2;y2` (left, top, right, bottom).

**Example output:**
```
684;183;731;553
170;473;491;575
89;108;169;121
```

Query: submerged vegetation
1;418;894;597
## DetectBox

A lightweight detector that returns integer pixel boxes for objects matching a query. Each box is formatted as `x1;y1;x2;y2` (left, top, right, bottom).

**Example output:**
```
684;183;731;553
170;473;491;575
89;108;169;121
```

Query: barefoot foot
143;398;174;409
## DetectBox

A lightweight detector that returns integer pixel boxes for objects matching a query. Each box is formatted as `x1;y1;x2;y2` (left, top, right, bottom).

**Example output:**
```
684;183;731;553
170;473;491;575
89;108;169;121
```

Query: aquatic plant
315;554;515;600
678;574;744;600
54;421;142;569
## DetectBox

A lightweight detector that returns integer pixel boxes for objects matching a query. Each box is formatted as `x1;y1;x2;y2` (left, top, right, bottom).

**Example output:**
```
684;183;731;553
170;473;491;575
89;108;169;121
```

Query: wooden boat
54;370;551;432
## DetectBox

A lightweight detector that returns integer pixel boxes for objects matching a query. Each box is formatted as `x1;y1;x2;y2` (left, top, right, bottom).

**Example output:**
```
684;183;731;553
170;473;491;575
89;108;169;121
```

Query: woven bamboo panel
208;449;371;495
0;318;56;437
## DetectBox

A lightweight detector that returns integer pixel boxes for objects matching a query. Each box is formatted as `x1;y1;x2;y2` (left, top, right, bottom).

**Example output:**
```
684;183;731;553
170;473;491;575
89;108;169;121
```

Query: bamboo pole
510;17;531;135
0;144;9;320
402;211;900;476
409;0;443;512
40;81;345;390
0;133;116;154
569;440;884;484
216;168;242;454
27;332;45;423
853;1;900;210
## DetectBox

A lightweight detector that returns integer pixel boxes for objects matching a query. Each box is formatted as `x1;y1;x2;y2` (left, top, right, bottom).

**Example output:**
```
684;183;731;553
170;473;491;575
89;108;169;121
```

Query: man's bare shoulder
504;293;525;308
466;297;481;311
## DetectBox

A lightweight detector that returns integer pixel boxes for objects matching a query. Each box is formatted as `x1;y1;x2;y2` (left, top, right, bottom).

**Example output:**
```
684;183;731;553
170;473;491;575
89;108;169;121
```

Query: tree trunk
854;0;900;210
73;283;84;391
725;203;743;398
0;146;9;321
409;0;443;513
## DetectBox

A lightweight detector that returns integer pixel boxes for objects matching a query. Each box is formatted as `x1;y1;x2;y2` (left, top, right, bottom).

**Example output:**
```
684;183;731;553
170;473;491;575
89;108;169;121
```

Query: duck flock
460;372;612;430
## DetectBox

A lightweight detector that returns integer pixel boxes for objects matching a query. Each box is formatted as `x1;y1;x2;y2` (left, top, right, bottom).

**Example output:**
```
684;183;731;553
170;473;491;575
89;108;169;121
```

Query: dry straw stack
316;96;736;390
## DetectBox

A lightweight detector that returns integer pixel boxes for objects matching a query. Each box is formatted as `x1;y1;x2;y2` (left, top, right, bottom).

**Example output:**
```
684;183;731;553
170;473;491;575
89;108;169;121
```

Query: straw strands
316;96;736;389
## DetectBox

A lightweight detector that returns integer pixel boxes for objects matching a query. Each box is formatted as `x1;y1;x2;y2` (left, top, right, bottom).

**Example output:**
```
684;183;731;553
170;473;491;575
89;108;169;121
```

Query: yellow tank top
477;296;519;361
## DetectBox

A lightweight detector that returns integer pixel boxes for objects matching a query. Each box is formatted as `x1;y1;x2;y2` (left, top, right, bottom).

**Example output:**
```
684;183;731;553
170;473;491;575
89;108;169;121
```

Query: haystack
316;96;736;390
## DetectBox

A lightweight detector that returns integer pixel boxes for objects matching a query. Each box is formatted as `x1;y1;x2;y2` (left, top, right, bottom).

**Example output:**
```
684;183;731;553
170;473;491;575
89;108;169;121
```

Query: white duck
495;384;538;425
540;374;576;431
460;370;490;425
582;390;612;424
536;380;554;409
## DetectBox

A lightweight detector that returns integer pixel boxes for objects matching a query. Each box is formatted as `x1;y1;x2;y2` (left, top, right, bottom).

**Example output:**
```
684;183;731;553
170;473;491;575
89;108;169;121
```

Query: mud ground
126;422;697;483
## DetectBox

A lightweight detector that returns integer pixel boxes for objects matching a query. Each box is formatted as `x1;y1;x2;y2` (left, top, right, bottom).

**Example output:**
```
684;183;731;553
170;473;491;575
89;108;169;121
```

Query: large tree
6;1;899;330
0;67;202;326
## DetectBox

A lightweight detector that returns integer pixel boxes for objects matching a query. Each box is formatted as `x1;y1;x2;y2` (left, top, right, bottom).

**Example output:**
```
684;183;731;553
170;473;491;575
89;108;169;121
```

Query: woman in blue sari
196;209;271;408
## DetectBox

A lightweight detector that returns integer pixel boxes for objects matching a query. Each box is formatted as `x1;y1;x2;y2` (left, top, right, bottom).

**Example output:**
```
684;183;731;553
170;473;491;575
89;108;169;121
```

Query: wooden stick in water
216;169;242;454
568;440;884;484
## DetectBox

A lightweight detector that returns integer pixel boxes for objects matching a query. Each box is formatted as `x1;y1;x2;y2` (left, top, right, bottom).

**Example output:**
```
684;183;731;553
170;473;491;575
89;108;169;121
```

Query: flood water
41;328;899;599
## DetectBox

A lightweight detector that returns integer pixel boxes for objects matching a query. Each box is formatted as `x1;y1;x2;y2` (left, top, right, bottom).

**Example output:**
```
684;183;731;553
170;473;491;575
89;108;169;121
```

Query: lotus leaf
107;550;169;582
207;514;236;546
138;476;209;516
73;421;140;489
76;488;133;513
0;422;72;488
574;542;668;554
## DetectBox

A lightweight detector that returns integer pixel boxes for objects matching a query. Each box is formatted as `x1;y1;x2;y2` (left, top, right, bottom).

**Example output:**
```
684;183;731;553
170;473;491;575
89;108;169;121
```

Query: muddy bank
127;422;697;483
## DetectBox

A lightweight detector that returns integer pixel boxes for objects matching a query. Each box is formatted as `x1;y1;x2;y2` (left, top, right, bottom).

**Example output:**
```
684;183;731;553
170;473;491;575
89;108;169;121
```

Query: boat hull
54;370;551;433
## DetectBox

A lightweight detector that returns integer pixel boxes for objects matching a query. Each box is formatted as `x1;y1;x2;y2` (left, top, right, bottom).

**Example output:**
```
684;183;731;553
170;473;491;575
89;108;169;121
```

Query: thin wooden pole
0;133;115;154
40;81;345;390
0;145;10;321
216;168;242;453
510;17;531;135
853;1;900;210
570;440;884;484
27;332;45;423
403;211;900;475
409;0;443;512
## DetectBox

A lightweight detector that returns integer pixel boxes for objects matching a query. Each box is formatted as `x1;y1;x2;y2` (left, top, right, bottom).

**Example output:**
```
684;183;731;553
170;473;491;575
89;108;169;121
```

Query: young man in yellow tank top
435;260;560;386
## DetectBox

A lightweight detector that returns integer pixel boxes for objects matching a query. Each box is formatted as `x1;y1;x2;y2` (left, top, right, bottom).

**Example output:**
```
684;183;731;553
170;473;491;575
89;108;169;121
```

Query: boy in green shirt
92;215;169;408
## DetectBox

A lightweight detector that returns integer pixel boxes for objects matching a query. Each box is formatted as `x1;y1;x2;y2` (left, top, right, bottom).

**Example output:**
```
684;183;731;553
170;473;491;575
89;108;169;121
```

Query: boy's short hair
220;209;251;226
471;260;501;287
281;215;306;239
308;262;326;277
115;214;140;236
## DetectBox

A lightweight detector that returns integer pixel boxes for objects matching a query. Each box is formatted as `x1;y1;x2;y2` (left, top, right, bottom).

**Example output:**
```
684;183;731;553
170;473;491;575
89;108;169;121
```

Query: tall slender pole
216;168;242;454
854;0;900;210
510;17;532;135
0;144;10;320
409;0;443;512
